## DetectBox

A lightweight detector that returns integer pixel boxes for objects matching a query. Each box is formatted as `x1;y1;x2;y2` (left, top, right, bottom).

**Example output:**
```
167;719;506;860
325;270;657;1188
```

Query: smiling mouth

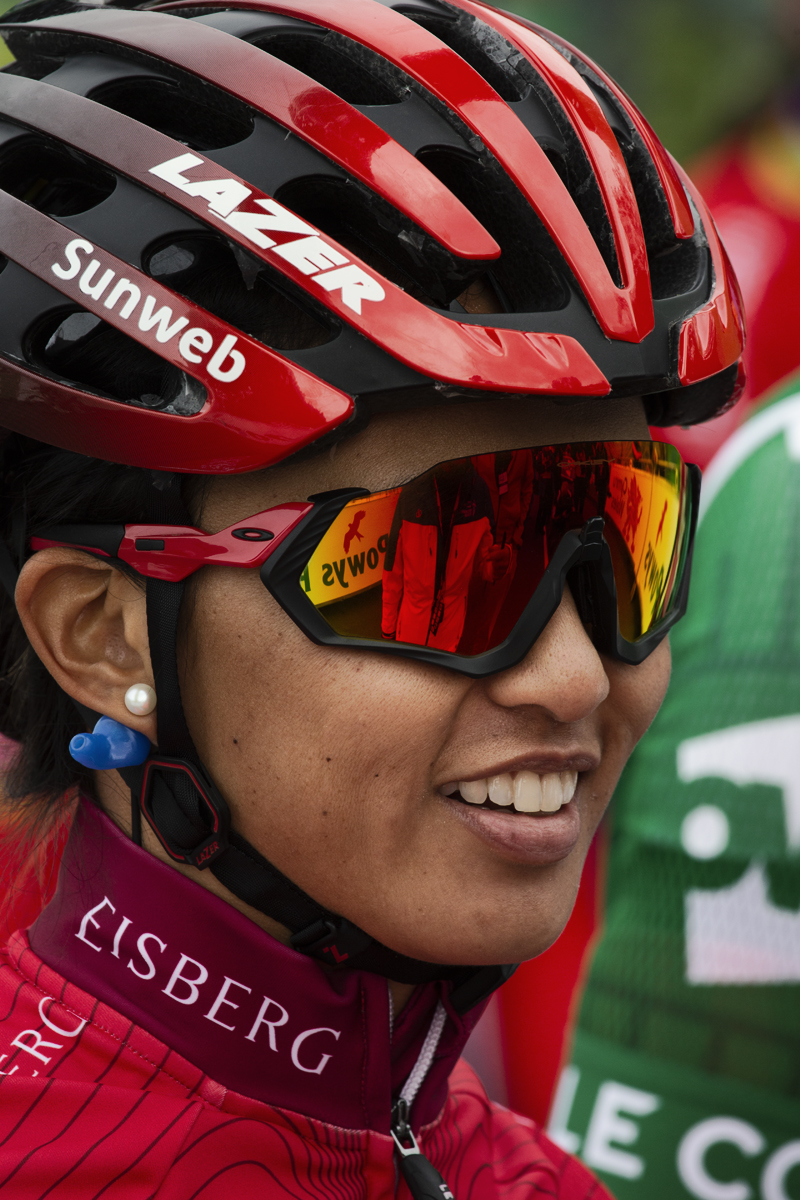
441;770;579;814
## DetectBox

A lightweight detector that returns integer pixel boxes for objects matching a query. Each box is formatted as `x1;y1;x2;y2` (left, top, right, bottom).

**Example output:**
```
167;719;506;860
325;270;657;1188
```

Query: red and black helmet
0;0;744;473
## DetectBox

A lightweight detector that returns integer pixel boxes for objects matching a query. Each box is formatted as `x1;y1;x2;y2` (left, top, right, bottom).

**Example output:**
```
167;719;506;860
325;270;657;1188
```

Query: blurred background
1;0;795;156
501;0;794;164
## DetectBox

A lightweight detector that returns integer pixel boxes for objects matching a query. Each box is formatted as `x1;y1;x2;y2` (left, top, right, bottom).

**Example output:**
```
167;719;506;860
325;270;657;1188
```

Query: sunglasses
33;441;699;677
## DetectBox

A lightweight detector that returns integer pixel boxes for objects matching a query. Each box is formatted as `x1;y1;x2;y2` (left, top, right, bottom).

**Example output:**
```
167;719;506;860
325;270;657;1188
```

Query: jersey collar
30;799;487;1132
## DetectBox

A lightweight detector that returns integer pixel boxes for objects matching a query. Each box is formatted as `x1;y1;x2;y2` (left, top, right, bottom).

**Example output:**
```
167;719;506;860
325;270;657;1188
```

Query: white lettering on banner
163;954;209;1005
685;865;800;985
678;717;800;985
76;896;116;952
678;1117;765;1200
71;898;342;1075
678;717;800;850
290;1027;341;1075
762;1140;800;1200
49;238;246;384
38;997;87;1039
11;1028;63;1065
205;977;252;1032
0;1054;18;1076
547;1065;582;1153
246;996;289;1049
128;932;167;981
148;153;386;314
582;1081;661;1180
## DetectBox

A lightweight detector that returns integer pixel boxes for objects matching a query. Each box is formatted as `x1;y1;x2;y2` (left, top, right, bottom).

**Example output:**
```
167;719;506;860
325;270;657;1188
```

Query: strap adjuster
290;916;373;966
140;756;231;869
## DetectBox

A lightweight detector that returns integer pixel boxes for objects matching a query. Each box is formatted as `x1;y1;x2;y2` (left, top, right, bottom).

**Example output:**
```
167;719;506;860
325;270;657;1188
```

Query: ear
15;548;157;743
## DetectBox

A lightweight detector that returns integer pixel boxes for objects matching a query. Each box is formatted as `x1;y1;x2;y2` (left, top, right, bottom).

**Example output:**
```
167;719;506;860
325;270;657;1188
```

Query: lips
438;765;588;864
444;791;582;864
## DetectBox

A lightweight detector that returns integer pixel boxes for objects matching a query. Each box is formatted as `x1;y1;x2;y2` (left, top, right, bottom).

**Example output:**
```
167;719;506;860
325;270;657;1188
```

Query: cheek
603;637;672;759
568;640;671;879
180;569;461;863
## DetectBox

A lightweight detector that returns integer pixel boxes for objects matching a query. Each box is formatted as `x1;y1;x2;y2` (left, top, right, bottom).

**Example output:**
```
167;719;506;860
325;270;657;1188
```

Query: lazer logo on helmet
148;154;386;315
50;238;245;383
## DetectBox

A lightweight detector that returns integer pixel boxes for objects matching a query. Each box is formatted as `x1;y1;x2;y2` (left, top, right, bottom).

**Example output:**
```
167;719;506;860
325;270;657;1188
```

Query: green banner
564;378;800;1198
552;1032;800;1199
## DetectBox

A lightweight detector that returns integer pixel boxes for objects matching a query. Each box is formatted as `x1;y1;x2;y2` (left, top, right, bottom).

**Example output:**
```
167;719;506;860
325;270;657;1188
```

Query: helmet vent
0;134;115;217
88;76;254;151
416;146;570;312
649;239;706;301
141;233;334;353
276;173;491;309
619;130;706;299
248;30;400;106
510;67;622;289
543;49;705;301
30;306;208;415
396;4;527;103
395;7;623;289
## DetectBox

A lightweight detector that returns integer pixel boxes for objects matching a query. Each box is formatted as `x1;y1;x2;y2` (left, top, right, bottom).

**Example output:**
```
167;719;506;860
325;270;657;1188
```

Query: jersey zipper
391;1001;456;1199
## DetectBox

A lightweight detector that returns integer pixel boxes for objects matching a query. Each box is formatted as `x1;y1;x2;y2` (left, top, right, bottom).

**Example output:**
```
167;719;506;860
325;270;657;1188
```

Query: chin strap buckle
290;916;373;966
139;755;231;870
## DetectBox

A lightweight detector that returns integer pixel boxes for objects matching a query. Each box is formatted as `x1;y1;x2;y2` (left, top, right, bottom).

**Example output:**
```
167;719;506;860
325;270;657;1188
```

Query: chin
377;915;571;967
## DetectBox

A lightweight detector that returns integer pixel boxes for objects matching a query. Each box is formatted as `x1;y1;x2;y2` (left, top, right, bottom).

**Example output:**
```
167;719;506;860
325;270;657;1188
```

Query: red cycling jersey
0;800;612;1198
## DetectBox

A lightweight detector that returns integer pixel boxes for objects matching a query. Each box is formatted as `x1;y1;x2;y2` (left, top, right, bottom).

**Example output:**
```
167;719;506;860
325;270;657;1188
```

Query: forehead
203;395;649;525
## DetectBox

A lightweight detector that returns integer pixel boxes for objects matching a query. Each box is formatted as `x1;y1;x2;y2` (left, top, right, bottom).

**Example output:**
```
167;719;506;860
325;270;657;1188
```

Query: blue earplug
69;716;151;770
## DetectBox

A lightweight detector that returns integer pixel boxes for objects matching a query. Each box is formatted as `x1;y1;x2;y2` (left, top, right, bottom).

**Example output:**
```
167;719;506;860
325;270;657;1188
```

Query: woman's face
165;394;670;967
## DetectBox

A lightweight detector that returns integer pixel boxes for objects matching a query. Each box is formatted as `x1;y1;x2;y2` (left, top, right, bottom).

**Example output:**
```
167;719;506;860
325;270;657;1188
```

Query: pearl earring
124;684;157;716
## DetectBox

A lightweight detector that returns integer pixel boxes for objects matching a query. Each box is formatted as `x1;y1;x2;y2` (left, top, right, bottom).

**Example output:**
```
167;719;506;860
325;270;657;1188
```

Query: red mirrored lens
300;442;689;655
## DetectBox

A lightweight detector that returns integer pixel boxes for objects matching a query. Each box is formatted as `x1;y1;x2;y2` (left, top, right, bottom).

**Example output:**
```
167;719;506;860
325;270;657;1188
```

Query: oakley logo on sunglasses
149;155;386;315
51;239;246;383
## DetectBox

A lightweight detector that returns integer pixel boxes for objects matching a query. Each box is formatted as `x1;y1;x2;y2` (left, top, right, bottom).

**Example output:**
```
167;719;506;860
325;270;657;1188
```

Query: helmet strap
120;509;514;1001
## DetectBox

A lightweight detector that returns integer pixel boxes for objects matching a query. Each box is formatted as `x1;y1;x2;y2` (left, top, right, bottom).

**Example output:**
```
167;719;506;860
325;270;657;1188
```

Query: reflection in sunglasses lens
299;443;688;657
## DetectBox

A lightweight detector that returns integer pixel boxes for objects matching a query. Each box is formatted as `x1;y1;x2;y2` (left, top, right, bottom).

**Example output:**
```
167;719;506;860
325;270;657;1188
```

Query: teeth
488;775;514;806
513;771;542;812
461;779;489;805
449;769;579;813
541;773;563;812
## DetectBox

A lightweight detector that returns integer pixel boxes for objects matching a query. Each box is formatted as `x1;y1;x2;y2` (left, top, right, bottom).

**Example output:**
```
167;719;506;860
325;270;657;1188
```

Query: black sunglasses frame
259;465;701;678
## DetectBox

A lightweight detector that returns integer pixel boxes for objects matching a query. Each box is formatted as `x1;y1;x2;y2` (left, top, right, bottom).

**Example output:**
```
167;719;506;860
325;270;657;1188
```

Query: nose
484;584;610;723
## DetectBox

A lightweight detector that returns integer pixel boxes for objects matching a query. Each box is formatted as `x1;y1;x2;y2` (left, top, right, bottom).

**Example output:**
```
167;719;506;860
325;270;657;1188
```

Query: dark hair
0;226;340;819
0;434;204;807
0;431;202;927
